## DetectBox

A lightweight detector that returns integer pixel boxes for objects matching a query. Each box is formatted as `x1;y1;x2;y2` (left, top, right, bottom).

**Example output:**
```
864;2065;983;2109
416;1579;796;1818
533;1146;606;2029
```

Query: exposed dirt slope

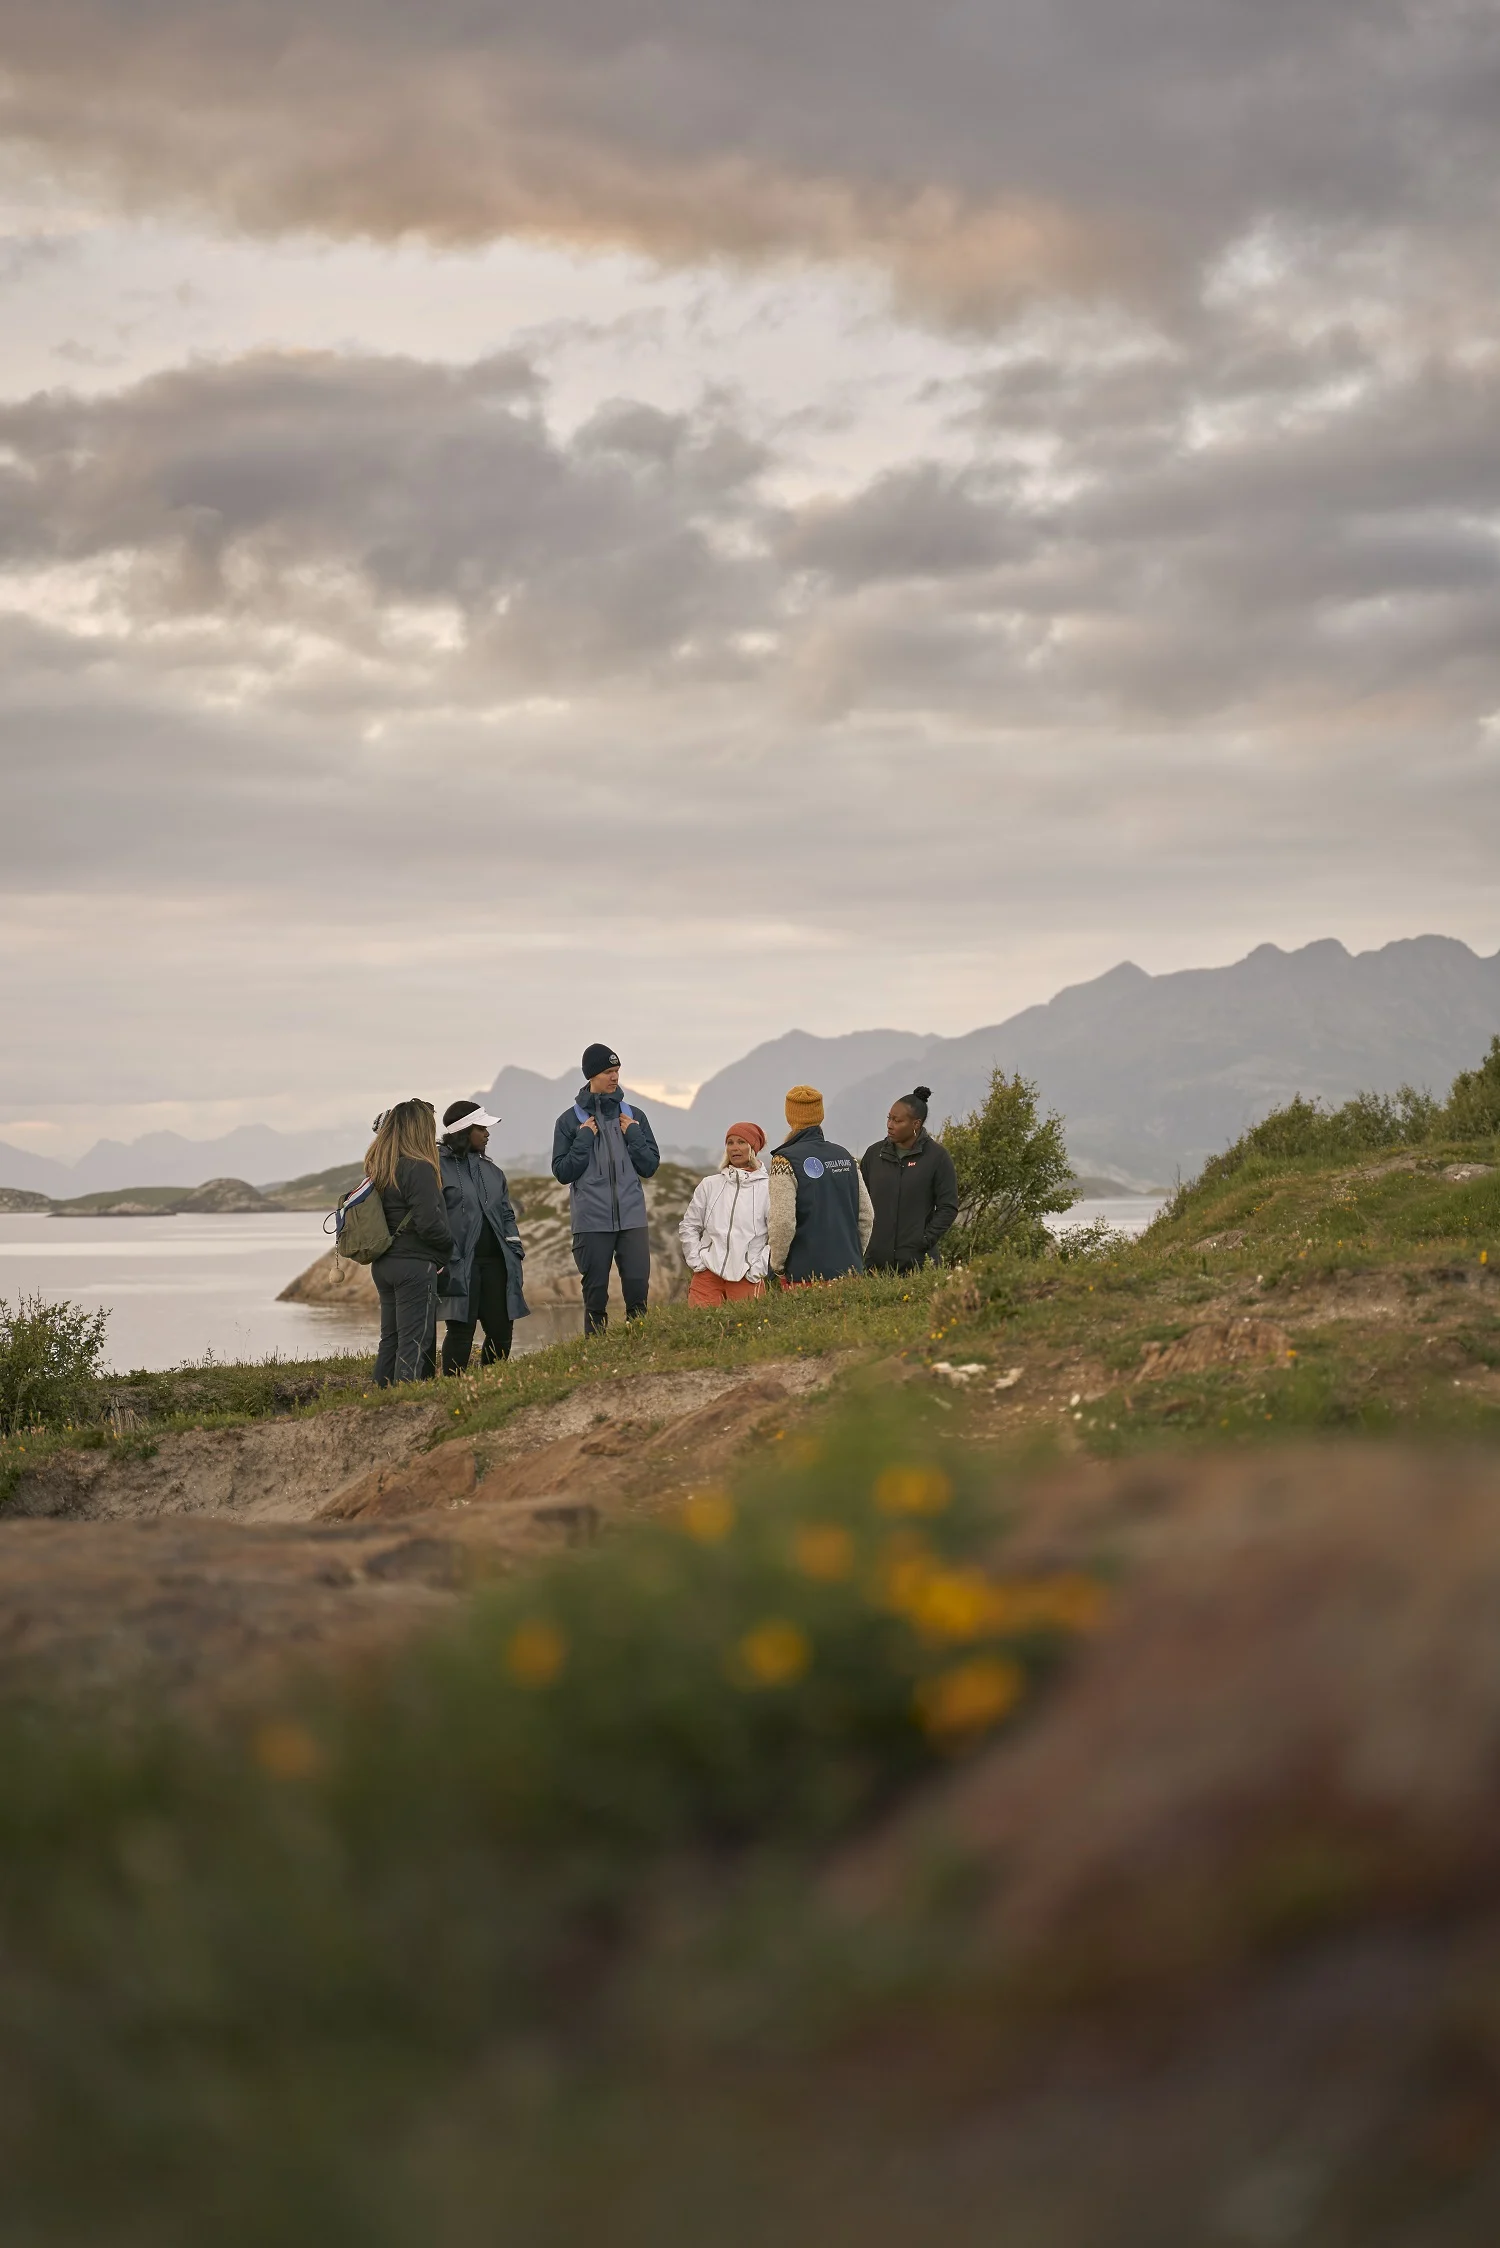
6;1399;444;1525
0;1358;835;1701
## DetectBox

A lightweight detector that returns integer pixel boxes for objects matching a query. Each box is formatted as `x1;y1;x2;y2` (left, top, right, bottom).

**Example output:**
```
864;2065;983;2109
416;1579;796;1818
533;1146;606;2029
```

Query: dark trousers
572;1226;650;1336
372;1254;438;1386
442;1257;514;1374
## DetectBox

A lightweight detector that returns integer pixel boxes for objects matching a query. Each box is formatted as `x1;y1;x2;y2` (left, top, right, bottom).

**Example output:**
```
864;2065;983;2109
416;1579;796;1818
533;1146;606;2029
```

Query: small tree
1446;1034;1500;1139
0;1294;109;1434
940;1069;1075;1260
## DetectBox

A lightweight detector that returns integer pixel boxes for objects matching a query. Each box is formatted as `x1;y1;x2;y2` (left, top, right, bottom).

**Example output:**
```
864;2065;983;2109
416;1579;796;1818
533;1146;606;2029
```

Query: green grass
265;1160;365;1208
5;1135;1498;1503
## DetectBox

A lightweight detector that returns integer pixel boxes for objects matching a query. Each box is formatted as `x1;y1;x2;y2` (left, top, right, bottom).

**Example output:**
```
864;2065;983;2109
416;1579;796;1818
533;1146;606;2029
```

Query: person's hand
619;1113;634;1131
581;1116;598;1135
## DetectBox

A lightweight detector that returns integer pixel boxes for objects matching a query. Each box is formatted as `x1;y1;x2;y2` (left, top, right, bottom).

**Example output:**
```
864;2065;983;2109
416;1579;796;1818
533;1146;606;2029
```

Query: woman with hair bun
860;1085;959;1274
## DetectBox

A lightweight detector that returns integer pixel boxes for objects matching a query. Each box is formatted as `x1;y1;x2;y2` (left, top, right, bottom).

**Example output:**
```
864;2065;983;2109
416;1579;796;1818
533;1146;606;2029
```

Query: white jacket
678;1160;771;1283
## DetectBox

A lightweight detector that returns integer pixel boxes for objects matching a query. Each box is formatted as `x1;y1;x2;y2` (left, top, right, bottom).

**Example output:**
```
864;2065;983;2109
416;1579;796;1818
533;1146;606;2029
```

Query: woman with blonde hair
365;1098;454;1387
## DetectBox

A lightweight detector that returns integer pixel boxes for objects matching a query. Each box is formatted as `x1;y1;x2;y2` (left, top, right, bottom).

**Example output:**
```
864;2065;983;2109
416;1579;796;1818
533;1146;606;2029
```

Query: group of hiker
357;1040;958;1387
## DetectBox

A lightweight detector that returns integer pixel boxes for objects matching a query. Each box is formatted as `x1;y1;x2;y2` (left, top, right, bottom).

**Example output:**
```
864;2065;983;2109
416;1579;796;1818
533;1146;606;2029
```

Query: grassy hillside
265;1160;365;1209
0;1124;1497;2241
2;1127;1495;1498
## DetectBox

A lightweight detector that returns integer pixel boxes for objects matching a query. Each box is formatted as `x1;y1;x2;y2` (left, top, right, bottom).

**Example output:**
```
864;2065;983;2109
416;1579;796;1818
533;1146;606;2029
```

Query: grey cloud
4;326;1499;736
776;339;1500;727
780;465;1028;587
0;350;775;689
1;0;1496;317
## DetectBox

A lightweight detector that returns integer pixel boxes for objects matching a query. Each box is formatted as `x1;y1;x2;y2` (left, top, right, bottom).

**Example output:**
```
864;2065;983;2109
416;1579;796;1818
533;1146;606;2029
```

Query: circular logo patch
802;1156;825;1179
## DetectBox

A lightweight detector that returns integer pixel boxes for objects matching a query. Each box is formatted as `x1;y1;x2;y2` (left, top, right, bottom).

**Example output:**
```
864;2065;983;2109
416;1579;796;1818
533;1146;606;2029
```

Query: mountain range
3;936;1497;1195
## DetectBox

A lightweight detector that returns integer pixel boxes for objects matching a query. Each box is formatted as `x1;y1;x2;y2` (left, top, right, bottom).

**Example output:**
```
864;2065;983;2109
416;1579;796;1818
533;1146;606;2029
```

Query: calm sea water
0;1213;577;1374
1046;1195;1167;1241
0;1196;1166;1375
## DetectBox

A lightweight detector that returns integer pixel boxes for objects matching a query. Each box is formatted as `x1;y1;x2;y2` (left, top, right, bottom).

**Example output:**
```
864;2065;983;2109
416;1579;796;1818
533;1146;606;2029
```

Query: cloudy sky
1;0;1497;1156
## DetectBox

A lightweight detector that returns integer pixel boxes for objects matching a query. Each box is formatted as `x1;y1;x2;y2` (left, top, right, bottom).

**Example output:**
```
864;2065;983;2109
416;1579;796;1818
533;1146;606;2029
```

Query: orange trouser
687;1269;766;1306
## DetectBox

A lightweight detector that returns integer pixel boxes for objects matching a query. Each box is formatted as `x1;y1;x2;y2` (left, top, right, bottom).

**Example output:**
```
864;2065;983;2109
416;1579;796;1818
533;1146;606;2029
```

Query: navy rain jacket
437;1146;530;1325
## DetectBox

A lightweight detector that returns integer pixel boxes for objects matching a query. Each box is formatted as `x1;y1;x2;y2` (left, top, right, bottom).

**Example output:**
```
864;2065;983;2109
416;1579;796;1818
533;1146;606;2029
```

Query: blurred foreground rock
842;1440;1500;1989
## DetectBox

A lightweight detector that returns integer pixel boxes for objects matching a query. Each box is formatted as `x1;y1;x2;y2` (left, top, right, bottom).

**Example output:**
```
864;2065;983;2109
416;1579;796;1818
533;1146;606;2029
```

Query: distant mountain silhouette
0;1124;367;1198
822;936;1500;1183
3;938;1495;1197
475;1030;928;1165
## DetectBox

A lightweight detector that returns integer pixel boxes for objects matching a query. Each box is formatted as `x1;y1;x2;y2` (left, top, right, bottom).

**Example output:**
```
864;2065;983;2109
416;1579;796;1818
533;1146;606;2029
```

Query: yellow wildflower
793;1523;855;1581
874;1463;953;1517
253;1720;322;1781
682;1487;736;1543
904;1566;1005;1641
869;1532;937;1612
734;1619;812;1687
916;1655;1023;1744
505;1620;568;1688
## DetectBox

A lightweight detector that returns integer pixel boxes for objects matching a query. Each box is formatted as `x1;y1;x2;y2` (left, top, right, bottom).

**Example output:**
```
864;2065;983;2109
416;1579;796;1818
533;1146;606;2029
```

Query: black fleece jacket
377;1155;455;1264
859;1130;959;1271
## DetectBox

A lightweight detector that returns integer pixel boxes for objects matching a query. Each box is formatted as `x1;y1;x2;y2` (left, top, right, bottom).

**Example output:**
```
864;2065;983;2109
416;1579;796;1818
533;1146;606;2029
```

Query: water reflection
0;1212;588;1373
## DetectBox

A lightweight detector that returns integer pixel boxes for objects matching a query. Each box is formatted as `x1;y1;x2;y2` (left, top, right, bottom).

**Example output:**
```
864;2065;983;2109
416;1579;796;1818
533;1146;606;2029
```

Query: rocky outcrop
278;1165;702;1312
0;1186;53;1212
52;1177;283;1218
53;1198;174;1218
278;1250;378;1307
173;1176;281;1214
508;1164;697;1305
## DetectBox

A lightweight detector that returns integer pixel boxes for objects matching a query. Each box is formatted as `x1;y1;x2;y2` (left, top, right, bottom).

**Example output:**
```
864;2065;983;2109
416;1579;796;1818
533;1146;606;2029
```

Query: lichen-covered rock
277;1250;378;1307
0;1186;53;1212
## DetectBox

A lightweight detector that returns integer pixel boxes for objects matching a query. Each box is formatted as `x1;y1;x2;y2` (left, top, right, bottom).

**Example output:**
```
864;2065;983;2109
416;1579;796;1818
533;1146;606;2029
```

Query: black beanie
581;1042;621;1078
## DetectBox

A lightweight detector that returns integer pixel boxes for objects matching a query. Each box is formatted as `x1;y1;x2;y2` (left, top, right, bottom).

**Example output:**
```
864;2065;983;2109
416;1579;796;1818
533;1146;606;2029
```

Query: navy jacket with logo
773;1124;864;1282
551;1087;661;1233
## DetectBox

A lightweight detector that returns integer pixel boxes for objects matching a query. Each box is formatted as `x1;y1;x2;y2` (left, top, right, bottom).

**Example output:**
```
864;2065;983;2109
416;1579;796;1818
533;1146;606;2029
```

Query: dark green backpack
330;1177;410;1265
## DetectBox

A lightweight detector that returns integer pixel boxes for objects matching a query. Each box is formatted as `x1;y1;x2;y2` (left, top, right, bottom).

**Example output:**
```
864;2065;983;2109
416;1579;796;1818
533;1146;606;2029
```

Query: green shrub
1445;1034;1500;1138
0;1293;108;1434
940;1068;1075;1261
1051;1215;1120;1262
1198;1083;1442;1188
1196;1033;1500;1194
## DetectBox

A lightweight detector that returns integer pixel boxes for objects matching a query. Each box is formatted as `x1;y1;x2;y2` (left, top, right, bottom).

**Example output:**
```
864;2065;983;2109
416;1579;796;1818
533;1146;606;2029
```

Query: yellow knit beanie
784;1084;825;1130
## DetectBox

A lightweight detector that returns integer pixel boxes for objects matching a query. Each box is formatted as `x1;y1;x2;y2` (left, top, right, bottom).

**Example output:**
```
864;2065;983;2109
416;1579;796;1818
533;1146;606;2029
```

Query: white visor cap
445;1106;500;1132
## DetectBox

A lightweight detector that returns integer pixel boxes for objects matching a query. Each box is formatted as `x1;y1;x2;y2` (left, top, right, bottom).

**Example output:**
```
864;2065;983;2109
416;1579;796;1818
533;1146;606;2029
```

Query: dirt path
0;1358;836;1703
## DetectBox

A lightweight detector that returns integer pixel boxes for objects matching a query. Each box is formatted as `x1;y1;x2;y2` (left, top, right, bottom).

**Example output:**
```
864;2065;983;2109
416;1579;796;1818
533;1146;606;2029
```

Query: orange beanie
784;1084;825;1130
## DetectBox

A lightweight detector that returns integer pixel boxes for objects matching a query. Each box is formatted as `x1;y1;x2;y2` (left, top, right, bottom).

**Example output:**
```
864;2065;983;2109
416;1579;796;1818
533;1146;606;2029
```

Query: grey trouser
571;1226;650;1336
372;1254;438;1385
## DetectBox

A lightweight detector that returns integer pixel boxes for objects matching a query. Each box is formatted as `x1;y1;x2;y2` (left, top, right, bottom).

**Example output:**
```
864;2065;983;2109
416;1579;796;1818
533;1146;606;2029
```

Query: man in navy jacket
551;1042;661;1334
